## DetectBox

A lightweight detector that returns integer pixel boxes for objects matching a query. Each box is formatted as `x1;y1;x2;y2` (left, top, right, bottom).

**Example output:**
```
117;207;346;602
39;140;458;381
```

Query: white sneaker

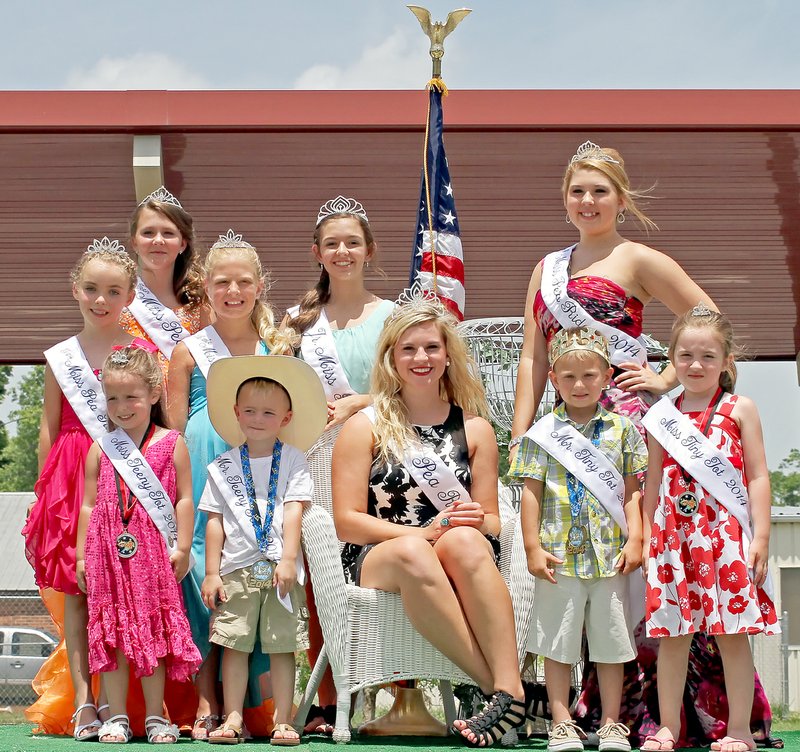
549;720;586;752
597;722;632;752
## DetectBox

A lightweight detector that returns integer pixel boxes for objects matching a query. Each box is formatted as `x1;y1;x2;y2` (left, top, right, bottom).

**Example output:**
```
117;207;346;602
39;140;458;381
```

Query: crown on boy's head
569;140;620;166
316;196;369;227
549;327;610;367
139;186;183;209
211;229;254;250
85;237;126;256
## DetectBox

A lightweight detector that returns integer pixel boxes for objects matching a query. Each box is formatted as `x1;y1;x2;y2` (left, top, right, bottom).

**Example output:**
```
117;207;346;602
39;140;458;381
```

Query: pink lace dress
84;430;200;681
23;392;94;595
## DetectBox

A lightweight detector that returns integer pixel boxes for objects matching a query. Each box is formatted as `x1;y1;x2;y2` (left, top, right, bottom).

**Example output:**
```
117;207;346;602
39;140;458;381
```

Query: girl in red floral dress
642;307;777;752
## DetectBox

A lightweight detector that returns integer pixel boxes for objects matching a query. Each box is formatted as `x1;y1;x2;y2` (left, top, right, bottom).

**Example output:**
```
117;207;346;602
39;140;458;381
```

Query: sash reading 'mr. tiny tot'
541;247;648;367
361;407;471;511
126;279;191;359
642;396;775;598
288;306;354;401
44;337;108;442
183;326;232;378
525;413;627;533
98;428;190;564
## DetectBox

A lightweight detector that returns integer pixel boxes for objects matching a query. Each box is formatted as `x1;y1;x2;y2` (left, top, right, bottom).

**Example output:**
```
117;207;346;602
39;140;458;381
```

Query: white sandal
145;715;180;744
98;714;133;744
71;702;101;741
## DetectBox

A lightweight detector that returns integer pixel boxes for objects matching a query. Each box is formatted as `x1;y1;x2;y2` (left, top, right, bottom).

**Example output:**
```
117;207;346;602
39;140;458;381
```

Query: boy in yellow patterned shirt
510;327;647;752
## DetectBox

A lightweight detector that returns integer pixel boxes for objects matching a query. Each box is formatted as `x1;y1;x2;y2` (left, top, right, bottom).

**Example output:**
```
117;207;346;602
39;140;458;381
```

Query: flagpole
407;6;471;319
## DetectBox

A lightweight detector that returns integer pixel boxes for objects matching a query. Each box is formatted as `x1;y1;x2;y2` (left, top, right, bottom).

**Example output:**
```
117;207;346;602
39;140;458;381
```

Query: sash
540;247;648;367
183;326;231;378
525;413;628;534
642;397;751;538
361;407;471;512
44;337;107;442
288;305;354;401
98;429;189;563
207;448;305;593
126;279;190;359
643;396;775;599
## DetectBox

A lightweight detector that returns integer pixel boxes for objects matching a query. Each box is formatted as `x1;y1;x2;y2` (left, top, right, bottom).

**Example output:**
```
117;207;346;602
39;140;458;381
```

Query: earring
565;214;571;224
446;360;451;367
365;261;370;269
319;263;324;270
617;211;626;224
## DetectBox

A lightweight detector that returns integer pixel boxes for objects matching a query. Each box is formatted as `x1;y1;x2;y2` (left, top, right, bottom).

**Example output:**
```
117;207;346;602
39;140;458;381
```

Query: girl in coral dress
119;186;205;384
642;306;777;752
22;238;139;739
76;344;200;743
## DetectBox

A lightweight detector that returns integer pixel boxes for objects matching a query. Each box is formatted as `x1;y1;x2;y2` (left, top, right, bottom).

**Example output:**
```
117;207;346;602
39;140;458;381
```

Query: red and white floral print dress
646;394;778;637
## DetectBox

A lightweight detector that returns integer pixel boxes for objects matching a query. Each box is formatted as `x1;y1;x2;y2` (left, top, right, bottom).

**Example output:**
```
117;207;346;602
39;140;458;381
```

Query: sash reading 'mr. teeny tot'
540;247;648;367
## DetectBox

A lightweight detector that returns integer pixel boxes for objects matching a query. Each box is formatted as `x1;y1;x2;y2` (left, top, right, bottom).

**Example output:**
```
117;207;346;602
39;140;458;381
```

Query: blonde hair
563;146;658;232
70;248;138;289
101;346;167;429
370;301;489;462
668;308;743;393
202;244;297;355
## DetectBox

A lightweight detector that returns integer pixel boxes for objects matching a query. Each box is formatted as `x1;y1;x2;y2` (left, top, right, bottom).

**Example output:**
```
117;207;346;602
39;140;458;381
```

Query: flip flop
208;721;244;745
641;732;676;751
271;722;301;746
711;737;757;752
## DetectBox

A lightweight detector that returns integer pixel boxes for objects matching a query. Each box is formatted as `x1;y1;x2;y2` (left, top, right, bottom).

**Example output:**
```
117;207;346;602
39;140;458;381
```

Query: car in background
0;626;57;704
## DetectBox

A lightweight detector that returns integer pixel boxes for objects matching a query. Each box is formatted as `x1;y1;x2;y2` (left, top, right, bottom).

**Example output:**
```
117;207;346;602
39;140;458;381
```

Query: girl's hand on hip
615;361;668;395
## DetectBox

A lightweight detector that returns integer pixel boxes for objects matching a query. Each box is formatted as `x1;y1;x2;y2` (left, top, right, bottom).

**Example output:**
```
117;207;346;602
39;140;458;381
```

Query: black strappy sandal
453;690;526;748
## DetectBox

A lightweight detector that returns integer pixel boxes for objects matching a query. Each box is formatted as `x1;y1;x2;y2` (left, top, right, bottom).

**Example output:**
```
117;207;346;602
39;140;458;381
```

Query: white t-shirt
199;443;312;580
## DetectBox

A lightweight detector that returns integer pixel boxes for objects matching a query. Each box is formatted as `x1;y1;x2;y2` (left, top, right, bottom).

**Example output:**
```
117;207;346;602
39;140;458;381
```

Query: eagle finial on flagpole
407;5;471;79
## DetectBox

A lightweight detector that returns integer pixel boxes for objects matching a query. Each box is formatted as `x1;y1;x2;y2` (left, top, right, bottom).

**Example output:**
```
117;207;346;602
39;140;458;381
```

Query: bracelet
508;436;523;451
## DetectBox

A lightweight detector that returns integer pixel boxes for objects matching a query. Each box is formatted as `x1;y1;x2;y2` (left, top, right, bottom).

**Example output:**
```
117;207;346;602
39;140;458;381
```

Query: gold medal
566;523;588;555
248;559;274;589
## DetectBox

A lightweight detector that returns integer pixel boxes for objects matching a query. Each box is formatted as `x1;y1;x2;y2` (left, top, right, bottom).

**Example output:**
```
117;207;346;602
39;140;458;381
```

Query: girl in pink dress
643;307;777;752
76;344;200;743
22;239;139;739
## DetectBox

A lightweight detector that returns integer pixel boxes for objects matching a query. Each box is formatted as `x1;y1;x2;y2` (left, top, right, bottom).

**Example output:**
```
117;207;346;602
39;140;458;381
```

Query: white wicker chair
299;489;535;743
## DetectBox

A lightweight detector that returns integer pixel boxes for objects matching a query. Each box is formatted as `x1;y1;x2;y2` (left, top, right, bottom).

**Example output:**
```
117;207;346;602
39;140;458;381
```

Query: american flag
409;82;465;321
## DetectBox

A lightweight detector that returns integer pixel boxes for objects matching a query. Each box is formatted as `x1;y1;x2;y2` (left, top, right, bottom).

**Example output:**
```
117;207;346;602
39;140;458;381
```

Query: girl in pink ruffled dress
22;239;139;738
76;344;200;743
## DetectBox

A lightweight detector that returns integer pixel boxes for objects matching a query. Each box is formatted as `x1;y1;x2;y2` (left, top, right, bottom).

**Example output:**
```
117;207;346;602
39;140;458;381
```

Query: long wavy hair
290;211;376;335
370;301;489;462
562;145;658;232
129;198;204;306
202;244;297;355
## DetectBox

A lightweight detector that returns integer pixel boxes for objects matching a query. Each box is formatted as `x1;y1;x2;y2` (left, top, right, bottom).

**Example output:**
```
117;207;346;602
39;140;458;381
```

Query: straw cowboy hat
206;355;328;452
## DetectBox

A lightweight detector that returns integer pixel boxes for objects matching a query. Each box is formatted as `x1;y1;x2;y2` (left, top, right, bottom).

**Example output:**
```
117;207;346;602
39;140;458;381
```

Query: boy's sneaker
548;720;586;752
597;722;632;752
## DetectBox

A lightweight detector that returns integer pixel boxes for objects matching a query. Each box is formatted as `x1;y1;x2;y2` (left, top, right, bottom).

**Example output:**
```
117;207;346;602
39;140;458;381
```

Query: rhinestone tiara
549;326;610;366
108;350;130;366
86;237;126;256
211;229;254;250
569;140;620;165
139;186;183;209
690;302;714;317
316;196;369;226
389;279;448;320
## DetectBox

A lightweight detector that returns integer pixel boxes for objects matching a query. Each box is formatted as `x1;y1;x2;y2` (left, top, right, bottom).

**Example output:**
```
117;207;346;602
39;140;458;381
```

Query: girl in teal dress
168;230;295;739
284;197;393;733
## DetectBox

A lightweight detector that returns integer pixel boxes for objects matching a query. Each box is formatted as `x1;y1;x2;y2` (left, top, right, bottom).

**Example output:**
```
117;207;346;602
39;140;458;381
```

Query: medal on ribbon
240;440;283;589
113;422;156;559
564;420;602;556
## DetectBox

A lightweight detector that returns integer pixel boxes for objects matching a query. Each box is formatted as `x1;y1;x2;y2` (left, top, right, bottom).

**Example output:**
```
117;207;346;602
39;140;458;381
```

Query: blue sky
1;0;798;468
3;1;800;90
